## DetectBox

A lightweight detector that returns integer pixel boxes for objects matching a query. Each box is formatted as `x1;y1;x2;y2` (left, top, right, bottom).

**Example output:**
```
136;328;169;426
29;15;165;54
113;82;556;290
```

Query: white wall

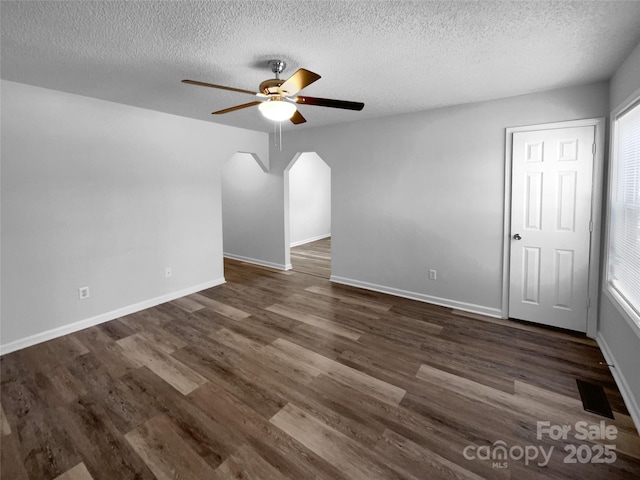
599;41;640;430
610;42;640;110
221;153;287;269
0;80;268;352
288;152;331;247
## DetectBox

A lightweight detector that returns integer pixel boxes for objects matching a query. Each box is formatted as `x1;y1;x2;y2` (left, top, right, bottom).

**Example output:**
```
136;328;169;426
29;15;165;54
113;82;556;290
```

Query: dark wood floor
290;236;331;278
1;258;639;479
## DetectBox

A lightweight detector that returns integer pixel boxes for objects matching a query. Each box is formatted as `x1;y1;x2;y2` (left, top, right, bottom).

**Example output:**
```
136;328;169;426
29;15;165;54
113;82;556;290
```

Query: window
607;98;640;328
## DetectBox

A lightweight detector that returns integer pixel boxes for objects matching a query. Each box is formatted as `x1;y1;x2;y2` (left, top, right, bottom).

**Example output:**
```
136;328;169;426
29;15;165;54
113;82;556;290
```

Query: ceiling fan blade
290;110;306;125
278;69;321;96
182;79;265;97
212;101;262;115
294;96;364;111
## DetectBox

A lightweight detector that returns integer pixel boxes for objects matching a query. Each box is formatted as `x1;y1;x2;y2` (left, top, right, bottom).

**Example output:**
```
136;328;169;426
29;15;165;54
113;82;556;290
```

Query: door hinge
589;220;594;232
592;143;596;155
587;297;591;308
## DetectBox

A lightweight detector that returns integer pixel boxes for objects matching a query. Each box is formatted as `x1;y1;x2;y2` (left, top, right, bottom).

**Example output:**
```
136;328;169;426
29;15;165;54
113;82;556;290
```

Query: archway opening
285;152;331;278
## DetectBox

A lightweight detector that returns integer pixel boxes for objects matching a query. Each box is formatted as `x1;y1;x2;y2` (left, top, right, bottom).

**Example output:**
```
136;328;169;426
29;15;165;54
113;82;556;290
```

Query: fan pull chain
272;122;284;151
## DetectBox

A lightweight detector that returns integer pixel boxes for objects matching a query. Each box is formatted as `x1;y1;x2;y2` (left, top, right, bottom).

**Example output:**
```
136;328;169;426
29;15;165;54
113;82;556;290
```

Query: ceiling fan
182;59;364;125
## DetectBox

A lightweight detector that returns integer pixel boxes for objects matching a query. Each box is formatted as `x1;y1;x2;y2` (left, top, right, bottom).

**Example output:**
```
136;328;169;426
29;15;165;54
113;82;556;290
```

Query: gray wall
264;82;609;315
288;152;331;246
599;41;640;428
221;153;287;269
0;80;268;352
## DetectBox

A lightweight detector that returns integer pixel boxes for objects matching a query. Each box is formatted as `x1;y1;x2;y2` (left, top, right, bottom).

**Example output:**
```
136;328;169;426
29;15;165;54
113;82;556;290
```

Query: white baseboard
0;277;226;356
329;275;502;318
224;253;291;271
290;233;331;248
596;333;640;435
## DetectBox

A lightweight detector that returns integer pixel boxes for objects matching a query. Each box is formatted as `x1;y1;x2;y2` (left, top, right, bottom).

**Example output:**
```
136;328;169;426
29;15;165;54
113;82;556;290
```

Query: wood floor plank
189;292;251;320
286;291;382;322
212;327;265;355
170;295;205;313
209;328;326;392
98;319;136;341
173;343;289;419
189;382;348;480
117;309;165;329
221;344;387;450
0;435;29;480
1;377;82;479
338;348;423;382
136;328;188;355
270;402;404;480
0;401;10;435
117;333;208;395
0;431;30;480
120;365;243;469
53;462;95;480
417;362;622;432
73;327;139;378
46;364;91;405
259;344;324;383
66;352;157;434
160;318;224;351
266;303;362;340
374;428;486;480
308;375;510;480
305;284;393;312
416;363;548;419
452;309;599;346
281;321;354;361
56;396;157;480
125;413;218;480
214;443;293;480
419;355;516;394
271;338;407;406
291;237;332;278
49;335;91;359
213;314;281;346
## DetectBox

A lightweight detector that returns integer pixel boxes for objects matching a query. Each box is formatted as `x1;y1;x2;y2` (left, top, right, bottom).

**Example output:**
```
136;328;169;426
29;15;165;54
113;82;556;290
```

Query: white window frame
605;88;640;336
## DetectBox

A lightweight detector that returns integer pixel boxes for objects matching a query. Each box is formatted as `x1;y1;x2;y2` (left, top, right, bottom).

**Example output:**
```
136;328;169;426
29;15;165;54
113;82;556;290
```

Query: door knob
513;233;522;240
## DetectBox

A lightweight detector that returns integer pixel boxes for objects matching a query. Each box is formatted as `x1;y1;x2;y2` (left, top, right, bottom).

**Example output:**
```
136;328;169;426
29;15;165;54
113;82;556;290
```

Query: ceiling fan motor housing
259;78;285;95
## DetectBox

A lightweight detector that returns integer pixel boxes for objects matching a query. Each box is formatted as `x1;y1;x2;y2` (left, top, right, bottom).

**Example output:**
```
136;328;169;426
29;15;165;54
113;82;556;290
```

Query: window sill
604;286;640;339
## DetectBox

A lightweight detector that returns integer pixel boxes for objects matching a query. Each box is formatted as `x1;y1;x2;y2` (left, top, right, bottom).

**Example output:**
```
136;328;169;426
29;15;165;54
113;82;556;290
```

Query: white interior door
509;126;595;332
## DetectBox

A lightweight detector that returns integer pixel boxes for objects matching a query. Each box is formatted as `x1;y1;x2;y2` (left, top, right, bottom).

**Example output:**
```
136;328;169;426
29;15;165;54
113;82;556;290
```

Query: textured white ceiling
2;1;640;132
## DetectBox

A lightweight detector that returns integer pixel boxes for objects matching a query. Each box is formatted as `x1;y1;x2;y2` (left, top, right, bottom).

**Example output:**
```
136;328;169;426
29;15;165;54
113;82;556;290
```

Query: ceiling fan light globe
258;100;297;122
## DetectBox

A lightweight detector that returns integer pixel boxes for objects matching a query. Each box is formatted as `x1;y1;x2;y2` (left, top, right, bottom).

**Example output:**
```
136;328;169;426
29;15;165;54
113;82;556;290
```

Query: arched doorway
284;152;331;278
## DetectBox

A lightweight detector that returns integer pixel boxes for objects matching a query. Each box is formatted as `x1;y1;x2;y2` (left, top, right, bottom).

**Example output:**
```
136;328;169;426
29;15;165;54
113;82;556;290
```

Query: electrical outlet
165;267;172;278
78;286;90;299
429;269;437;280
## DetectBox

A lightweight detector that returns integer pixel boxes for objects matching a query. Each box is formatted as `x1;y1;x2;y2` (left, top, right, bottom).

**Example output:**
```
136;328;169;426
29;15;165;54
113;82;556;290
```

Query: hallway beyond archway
290;236;331;278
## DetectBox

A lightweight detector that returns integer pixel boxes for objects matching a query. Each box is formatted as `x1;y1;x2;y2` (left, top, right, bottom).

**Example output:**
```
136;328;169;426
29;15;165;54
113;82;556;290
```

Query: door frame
501;118;605;337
